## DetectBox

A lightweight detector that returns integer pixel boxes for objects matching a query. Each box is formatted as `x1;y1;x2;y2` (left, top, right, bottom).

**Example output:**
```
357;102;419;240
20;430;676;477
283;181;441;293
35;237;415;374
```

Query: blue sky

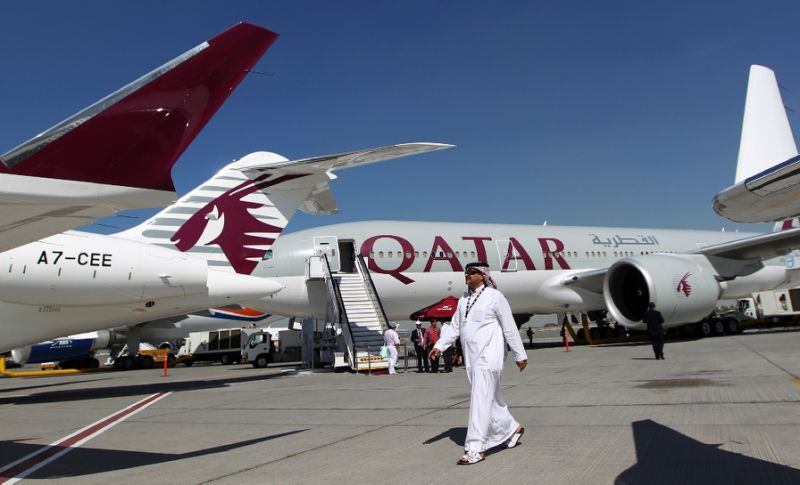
2;1;799;234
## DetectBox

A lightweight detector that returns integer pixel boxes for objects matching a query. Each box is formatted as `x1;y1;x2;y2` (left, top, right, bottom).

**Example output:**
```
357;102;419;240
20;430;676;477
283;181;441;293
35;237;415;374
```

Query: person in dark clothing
442;320;454;372
526;327;534;345
410;321;429;372
642;302;665;360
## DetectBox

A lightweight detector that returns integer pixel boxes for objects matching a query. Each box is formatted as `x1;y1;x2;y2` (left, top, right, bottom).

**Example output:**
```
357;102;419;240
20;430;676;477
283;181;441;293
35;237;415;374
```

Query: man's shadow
421;427;509;458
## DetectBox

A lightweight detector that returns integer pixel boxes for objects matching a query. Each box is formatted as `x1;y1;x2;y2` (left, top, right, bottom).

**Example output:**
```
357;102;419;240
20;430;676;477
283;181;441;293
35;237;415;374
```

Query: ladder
320;254;389;371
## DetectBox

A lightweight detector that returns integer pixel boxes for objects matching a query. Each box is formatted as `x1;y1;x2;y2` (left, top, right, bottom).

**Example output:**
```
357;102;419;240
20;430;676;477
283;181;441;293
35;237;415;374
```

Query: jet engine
603;254;721;328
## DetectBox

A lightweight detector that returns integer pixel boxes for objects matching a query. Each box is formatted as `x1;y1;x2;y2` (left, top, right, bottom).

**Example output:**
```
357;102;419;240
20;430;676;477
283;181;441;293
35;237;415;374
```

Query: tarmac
1;328;799;484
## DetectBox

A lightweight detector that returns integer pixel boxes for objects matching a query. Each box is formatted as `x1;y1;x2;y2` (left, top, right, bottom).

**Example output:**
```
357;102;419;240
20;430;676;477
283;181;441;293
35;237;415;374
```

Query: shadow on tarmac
0;429;308;480
615;420;800;485
0;377;113;395
0;371;293;406
423;427;467;447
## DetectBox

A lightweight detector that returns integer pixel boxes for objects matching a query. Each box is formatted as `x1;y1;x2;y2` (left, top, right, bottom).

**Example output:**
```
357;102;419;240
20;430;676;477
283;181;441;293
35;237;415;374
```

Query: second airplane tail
735;65;798;183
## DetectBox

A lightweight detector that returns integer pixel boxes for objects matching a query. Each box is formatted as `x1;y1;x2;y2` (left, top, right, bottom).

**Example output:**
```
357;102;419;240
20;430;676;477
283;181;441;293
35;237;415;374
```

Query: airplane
2;143;453;355
0;22;285;353
7;307;280;369
251;221;800;333
0;22;278;253
713;65;800;223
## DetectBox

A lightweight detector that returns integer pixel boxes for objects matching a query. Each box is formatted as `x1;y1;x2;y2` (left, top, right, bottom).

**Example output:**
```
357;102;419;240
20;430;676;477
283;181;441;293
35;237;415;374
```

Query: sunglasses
465;269;482;276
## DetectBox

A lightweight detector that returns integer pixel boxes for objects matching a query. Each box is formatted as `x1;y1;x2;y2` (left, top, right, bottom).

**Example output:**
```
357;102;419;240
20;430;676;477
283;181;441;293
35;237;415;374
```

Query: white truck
243;329;301;367
177;328;256;366
737;288;800;321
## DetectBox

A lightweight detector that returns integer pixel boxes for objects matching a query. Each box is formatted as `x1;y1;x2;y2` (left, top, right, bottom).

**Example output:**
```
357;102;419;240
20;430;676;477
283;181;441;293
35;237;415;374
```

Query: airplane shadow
0;377;113;395
0;429;307;479
0;372;290;406
616;420;800;484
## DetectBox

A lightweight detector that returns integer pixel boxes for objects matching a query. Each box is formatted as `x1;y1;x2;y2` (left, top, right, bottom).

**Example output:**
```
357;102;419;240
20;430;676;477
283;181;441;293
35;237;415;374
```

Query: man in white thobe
384;322;400;375
430;262;527;464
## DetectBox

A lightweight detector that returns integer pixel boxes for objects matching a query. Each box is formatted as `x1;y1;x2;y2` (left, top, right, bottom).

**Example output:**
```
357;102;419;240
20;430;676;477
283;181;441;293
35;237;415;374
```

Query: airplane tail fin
735;65;798;183
115;143;453;274
0;22;278;194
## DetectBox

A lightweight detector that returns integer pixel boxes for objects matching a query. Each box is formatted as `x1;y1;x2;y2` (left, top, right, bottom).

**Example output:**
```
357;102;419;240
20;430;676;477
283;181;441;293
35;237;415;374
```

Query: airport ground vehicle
177;328;255;365
243;329;303;367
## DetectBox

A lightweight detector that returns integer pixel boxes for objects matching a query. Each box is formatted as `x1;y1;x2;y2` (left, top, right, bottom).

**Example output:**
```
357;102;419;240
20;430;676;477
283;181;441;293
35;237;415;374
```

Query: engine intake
604;254;721;328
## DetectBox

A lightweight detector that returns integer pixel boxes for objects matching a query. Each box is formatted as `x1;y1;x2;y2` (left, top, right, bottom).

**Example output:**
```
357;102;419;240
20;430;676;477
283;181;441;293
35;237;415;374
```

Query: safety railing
320;253;357;368
355;254;390;334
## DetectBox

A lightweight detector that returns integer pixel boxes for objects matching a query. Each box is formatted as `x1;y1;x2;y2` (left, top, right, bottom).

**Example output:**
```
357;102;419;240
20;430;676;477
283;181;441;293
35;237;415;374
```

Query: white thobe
435;285;527;453
384;328;400;374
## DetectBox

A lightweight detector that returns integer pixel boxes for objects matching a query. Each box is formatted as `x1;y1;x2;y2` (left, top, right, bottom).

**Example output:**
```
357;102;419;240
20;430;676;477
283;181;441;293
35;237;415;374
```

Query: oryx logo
171;173;306;274
676;272;692;297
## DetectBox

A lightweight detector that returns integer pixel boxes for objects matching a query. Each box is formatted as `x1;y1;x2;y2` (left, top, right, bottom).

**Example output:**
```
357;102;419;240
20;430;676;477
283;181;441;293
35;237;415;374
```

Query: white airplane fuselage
0;231;280;352
253;221;794;329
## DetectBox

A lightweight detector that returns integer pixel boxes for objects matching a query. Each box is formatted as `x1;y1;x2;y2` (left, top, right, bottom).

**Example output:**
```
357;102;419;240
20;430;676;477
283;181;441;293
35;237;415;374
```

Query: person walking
425;320;441;373
526;326;534;346
430;262;527;465
410;320;429;373
384;322;401;374
642;302;665;360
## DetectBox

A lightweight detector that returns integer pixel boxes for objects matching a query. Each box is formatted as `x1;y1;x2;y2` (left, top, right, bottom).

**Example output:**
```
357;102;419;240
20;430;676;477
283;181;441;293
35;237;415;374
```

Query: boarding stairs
319;254;389;371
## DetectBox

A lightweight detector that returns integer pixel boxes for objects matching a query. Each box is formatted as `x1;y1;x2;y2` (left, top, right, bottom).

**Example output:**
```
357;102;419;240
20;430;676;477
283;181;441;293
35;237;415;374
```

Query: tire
712;319;725;335
120;356;136;371
699;321;713;337
576;328;586;341
589;327;600;340
86;358;100;369
138;355;155;369
183;359;193;367
167;354;177;368
220;353;232;365
253;354;269;368
724;319;739;335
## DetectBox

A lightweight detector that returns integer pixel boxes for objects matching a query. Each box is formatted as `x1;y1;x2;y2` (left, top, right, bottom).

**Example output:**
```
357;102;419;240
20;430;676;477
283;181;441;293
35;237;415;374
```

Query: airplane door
495;239;518;272
314;236;340;272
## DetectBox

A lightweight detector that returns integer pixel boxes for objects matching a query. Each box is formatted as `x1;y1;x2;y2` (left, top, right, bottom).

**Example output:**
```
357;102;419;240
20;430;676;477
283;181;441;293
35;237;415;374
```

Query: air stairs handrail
320;254;357;368
355;254;390;334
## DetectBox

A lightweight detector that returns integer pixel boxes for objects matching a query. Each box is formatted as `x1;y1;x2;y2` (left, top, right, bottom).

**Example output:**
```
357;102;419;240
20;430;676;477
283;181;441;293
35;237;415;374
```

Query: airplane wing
562;227;800;294
691;226;800;260
239;142;455;214
0;22;278;253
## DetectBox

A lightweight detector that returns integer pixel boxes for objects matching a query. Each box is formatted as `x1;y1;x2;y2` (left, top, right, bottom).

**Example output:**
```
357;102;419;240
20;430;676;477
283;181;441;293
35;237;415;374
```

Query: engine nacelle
10;345;31;365
603;254;721;328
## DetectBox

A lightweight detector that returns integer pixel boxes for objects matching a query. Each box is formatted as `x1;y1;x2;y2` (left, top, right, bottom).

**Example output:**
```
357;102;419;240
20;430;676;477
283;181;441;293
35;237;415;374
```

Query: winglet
0;22;278;192
735;65;798;183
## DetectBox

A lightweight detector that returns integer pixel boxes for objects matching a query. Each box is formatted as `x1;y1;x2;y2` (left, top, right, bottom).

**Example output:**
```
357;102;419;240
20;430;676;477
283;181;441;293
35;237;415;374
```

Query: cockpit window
262;249;273;260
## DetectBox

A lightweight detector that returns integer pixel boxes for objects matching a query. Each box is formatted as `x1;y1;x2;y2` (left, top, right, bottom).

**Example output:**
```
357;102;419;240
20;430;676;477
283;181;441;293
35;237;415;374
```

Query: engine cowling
603;254;721;328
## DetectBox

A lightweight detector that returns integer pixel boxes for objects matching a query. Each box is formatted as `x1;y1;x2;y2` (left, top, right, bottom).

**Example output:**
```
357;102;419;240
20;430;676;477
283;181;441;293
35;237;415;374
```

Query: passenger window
379;251;384;258
405;251;411;258
370;251;375;258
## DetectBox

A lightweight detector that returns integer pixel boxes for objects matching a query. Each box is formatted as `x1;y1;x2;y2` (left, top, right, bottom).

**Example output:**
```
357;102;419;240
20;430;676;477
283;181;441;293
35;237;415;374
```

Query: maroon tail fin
0;22;278;192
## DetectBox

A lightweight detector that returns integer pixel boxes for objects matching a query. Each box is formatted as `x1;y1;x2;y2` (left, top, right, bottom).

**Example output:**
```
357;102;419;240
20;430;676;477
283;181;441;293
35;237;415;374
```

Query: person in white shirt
430;261;527;465
384;322;401;375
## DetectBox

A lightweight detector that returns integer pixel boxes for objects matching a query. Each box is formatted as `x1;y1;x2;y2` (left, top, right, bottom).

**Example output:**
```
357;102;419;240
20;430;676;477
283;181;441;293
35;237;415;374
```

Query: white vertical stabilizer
735;65;798;183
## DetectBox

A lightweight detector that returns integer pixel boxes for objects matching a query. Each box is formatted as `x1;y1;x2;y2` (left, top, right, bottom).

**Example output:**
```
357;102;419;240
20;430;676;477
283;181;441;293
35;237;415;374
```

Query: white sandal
506;426;525;448
457;450;484;465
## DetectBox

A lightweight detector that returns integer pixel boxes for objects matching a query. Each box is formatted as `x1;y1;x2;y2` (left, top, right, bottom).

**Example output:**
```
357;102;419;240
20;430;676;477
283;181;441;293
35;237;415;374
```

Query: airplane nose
206;269;284;302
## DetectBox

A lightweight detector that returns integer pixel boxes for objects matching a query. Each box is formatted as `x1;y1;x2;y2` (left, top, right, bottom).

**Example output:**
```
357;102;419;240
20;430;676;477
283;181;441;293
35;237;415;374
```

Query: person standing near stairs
425;320;441;373
384;322;401;374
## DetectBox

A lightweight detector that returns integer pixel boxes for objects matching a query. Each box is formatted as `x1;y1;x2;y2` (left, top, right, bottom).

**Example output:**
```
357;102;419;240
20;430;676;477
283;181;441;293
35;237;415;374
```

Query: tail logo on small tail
171;173;305;274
